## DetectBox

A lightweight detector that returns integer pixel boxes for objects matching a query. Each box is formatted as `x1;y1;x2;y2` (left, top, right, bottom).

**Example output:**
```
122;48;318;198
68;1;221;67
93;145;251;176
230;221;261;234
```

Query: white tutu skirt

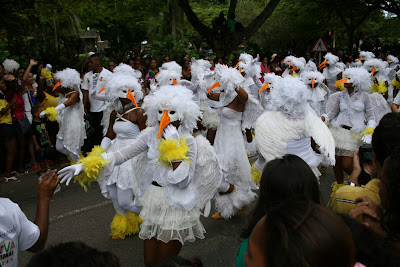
330;127;361;157
139;185;206;245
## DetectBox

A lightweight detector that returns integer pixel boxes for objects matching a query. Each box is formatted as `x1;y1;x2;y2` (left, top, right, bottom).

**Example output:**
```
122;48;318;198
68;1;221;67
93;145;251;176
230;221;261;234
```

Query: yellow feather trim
370;81;388;94
43;106;58;121
330;181;345;197
392;79;400;91
73;146;109;191
110;213;129;239
157;137;190;166
361;127;374;137
41;69;53;81
291;73;298;78
110;212;143;239
251;163;261;187
334;82;345;91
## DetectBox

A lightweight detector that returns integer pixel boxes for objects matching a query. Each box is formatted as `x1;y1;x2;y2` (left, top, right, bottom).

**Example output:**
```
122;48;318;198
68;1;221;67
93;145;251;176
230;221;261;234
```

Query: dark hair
263;200;355;267
241;154;320;238
340;215;400;266
153;256;203;267
31;105;41;115
382;146;400;241
27;241;120;267
372;113;400;167
89;53;103;63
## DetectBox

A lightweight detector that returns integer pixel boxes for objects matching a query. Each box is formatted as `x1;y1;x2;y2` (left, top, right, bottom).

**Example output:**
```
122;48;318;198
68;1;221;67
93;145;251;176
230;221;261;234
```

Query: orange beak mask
258;83;269;94
158;110;171;139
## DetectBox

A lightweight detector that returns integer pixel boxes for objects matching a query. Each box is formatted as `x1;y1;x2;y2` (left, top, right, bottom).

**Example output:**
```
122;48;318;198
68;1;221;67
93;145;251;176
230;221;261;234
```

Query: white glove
100;137;112;150
39;111;46;118
91;90;107;101
58;164;83;186
163;124;179;140
55;104;66;112
362;134;372;144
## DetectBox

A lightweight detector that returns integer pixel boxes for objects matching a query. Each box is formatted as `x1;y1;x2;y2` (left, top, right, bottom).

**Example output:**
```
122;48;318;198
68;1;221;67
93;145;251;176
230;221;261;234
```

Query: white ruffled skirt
202;106;220;130
330;127;361;157
139;185;206;245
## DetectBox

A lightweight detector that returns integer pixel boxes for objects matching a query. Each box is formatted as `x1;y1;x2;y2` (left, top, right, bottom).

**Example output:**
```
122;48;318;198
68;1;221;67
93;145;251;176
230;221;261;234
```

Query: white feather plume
343;67;372;92
54;68;81;90
359;51;375;61
2;59;20;74
324;52;339;65
105;72;143;103
363;58;388;75
215;64;245;94
160;61;182;73
300;71;325;85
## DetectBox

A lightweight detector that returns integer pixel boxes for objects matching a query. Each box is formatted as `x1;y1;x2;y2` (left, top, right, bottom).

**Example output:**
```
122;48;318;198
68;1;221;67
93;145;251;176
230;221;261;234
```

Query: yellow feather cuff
41;69;53;81
361;127;374;137
44;107;58;121
74;146;109;191
251;163;261;186
371;81;388;94
334;82;345;91
157;137;190;166
392;79;400;91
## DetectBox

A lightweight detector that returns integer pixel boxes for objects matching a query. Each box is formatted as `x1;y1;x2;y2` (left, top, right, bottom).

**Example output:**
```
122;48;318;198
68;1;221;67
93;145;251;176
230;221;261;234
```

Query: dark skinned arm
207;92;220;101
105;110;117;140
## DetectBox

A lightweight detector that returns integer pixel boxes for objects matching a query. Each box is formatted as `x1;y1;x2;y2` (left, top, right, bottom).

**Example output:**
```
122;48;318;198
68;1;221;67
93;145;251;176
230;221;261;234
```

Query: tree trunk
171;0;177;38
347;29;354;55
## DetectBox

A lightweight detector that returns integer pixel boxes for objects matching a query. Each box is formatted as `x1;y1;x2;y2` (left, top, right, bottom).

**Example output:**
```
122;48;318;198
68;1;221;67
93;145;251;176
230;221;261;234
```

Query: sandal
4;176;20;183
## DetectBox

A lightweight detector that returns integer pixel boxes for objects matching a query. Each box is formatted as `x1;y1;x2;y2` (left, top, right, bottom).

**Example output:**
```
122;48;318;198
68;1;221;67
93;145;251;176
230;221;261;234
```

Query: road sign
311;37;329;53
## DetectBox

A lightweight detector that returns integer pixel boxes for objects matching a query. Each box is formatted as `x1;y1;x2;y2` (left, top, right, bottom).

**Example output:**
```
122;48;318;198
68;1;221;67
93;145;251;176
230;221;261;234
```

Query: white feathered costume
53;68;86;162
59;85;223;245
2;58;20;74
258;73;281;111
300;71;330;117
320;52;342;94
254;77;335;178
209;64;259;219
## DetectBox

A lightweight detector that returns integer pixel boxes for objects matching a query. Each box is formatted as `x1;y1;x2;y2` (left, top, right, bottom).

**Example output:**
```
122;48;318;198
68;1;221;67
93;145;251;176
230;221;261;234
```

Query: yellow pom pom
370;81;388;94
73;146;109;190
361;126;374;137
334;82;345;91
110;213;129;239
392;79;400;91
43;107;58;121
251;163;261;187
41;69;53;81
157;137;190;166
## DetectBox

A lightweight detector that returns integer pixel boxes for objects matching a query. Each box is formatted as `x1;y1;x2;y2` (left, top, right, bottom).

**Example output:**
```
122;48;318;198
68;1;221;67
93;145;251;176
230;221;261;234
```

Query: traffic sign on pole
311;37;329;53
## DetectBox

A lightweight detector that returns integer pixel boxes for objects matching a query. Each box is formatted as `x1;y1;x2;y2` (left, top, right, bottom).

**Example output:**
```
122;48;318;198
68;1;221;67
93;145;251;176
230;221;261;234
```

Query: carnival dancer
236;53;262;98
363;58;391;122
94;64;147;239
253;77;335;183
207;64;260;219
322;67;376;193
320;52;343;95
58;85;222;265
300;71;329;117
258;73;281;111
40;68;85;162
282;56;304;78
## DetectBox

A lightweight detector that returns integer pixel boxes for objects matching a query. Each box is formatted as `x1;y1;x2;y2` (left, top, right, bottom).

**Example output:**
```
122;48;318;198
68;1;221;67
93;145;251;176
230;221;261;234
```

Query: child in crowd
31;105;51;170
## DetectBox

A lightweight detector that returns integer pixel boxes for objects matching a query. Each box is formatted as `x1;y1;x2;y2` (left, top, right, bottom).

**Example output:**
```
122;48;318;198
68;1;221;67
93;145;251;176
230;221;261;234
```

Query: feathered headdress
143;85;201;134
270;76;308;119
363;58;388;77
214;64;245;94
387;55;399;66
105;72;143;104
300;71;325;87
259;73;281;94
335;67;372;92
155;69;181;86
191;58;211;83
2;59;20;74
54;68;81;91
160;61;182;73
113;63;142;79
359;51;375;62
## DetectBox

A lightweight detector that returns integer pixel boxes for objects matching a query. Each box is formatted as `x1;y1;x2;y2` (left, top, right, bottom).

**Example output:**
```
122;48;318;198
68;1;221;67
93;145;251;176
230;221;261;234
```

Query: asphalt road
0;158;335;267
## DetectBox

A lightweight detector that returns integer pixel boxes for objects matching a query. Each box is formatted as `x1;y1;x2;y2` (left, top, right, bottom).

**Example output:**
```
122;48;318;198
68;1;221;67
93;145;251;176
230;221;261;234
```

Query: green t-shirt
236;237;249;267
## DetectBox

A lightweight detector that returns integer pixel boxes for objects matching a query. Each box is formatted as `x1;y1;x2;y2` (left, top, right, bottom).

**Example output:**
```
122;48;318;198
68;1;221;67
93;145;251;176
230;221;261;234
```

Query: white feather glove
39;111;46;118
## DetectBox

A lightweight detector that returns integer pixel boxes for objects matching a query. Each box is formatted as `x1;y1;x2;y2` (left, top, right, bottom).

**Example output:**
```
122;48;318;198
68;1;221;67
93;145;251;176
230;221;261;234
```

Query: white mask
157;109;179;123
118;88;133;99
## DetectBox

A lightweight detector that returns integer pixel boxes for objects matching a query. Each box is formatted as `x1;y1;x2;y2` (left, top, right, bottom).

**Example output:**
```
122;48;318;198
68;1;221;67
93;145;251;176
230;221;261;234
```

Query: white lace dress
213;107;257;218
57;91;86;159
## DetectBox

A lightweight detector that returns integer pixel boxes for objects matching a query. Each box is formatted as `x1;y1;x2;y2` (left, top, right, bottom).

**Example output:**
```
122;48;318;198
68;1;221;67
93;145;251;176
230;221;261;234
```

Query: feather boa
370;81;388;94
157;137;190;166
41;69;53;81
110;212;142;239
361;127;374;137
392;79;400;91
251;163;261;186
335;82;345;91
74;146;109;191
43;106;58;121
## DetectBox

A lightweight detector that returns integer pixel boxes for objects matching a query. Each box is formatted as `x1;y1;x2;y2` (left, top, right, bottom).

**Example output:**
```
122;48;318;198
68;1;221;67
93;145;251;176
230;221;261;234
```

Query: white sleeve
325;94;340;122
166;136;197;188
394;93;400;105
112;129;151;166
81;73;89;91
363;92;376;123
13;202;40;251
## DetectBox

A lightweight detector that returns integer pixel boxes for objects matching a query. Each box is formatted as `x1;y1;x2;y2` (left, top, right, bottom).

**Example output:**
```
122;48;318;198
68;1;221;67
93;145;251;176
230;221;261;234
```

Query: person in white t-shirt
81;54;112;149
0;170;59;267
